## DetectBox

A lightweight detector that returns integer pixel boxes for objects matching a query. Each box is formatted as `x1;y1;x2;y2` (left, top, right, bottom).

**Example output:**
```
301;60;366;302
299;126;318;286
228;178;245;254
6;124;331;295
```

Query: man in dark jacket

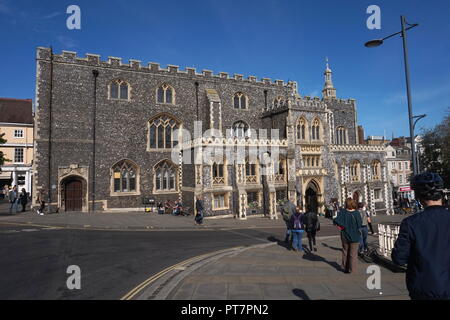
392;172;450;300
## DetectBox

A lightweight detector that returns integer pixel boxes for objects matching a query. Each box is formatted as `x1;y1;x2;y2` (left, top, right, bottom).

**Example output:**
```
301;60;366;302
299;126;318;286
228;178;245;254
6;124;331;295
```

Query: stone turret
322;58;336;99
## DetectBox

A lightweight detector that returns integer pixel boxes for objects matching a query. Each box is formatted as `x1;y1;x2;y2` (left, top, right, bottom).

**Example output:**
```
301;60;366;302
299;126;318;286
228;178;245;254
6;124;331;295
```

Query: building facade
33;47;394;216
0;98;34;194
386;145;414;200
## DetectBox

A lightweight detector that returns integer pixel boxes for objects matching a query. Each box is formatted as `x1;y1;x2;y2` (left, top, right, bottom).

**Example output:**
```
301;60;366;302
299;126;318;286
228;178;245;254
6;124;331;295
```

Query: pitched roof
0;98;33;124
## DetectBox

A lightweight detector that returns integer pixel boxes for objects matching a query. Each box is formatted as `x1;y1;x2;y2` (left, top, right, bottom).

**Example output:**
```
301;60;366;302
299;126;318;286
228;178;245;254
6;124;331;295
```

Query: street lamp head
364;39;384;48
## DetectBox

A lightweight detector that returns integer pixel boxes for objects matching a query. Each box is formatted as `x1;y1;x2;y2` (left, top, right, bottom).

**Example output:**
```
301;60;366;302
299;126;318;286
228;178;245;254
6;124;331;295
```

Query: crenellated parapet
36;47;297;89
330;144;386;153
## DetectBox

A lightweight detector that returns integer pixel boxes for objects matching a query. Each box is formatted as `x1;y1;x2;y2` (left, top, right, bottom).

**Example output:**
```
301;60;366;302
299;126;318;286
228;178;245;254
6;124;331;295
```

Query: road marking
120;246;244;300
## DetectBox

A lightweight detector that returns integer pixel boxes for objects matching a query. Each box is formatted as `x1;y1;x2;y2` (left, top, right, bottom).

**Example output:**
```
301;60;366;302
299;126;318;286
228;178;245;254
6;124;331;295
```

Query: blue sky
0;0;449;137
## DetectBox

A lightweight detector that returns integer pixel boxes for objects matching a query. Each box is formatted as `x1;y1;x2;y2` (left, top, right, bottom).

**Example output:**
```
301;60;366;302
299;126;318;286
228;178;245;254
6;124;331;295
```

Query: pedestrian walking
290;206;304;252
195;196;204;225
358;202;369;254
19;188;28;212
36;193;45;215
366;208;375;235
333;198;362;274
8;186;18;214
392;172;450;300
303;205;320;252
281;198;296;247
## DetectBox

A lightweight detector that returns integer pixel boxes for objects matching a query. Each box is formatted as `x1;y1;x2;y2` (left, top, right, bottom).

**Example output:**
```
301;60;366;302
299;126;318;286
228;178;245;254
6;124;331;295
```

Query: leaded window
232;121;250;138
112;161;137;193
233;92;247;109
336;127;348;145
311;119;320;140
149;115;180;149
157;84;175;104
110;79;129;100
296;118;307;140
154;160;177;191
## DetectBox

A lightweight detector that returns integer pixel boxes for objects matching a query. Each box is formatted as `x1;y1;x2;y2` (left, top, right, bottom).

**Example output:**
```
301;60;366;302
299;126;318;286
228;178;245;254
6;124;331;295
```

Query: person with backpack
392;172;450;300
303;205;320;252
290;205;305;252
281;198;296;246
333;198;362;274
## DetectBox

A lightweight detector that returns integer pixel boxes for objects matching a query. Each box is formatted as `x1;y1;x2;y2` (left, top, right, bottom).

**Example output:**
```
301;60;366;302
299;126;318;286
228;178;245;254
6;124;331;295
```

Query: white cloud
57;36;77;48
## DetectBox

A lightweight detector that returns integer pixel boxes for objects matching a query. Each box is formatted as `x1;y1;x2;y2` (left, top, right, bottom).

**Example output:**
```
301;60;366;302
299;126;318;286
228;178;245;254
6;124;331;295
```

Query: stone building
33;47;394;216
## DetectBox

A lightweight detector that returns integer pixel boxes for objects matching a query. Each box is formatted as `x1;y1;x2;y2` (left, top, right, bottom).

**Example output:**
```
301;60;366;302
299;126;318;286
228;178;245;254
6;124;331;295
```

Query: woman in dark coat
333;198;362;274
19;188;28;212
195;196;204;225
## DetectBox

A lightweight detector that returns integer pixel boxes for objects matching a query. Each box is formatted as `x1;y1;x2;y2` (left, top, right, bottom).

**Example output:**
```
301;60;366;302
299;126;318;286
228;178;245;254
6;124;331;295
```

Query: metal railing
378;223;400;258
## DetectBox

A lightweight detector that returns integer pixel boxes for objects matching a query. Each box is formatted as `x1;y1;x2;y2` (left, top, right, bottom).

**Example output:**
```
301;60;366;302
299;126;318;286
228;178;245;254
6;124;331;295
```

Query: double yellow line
120;246;243;300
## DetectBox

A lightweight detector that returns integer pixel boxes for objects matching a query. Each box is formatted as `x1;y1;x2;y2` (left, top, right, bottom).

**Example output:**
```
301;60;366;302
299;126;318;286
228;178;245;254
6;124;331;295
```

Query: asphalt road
0;223;339;300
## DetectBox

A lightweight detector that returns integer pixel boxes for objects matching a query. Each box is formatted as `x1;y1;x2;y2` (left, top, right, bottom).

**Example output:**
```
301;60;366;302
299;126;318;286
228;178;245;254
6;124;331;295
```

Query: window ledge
153;190;179;194
110;192;140;197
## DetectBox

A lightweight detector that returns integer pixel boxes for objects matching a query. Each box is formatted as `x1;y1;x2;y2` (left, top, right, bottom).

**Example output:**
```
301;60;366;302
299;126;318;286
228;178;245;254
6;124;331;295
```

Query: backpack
293;214;303;230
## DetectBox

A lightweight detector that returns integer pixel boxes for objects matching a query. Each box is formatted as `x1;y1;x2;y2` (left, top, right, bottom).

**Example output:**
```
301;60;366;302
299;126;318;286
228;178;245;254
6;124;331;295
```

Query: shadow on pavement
292;289;311;300
267;236;292;251
302;250;344;273
321;242;342;251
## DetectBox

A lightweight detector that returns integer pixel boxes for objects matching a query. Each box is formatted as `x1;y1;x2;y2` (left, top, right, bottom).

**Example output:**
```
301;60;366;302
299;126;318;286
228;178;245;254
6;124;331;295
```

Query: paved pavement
133;235;409;300
0;200;410;300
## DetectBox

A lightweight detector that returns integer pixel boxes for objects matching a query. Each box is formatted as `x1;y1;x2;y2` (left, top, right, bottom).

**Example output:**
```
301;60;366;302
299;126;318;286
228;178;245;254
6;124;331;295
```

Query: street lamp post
365;16;419;175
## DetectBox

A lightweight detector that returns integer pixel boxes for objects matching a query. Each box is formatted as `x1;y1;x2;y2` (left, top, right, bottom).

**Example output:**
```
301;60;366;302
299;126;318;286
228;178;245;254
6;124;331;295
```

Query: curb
125;242;276;300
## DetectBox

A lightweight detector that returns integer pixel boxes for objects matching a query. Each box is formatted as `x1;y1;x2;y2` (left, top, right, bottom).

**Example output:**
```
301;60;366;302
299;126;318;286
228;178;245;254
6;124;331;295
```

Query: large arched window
336;126;348;145
157;84;175;104
109;79;130;100
372;160;381;180
232;121;250;138
112;160;138;193
148;114;181;149
311;118;321;141
154;160;177;192
296;117;308;140
350;160;361;182
233;92;248;109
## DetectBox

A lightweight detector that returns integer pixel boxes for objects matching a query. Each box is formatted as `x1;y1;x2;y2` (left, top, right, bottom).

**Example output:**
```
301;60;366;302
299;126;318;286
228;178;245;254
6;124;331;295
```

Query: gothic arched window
232;121;250;138
109;79;130;100
148;114;181;149
296;117;308;140
372;160;381;180
336;126;348;145
311;118;321;141
157;84;175;104
350;160;361;182
154;160;177;192
112;160;138;193
233;92;248;109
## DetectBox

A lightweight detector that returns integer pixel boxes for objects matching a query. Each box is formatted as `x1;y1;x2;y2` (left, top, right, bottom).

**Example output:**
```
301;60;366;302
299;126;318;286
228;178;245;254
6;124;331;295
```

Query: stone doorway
305;180;320;213
61;176;86;212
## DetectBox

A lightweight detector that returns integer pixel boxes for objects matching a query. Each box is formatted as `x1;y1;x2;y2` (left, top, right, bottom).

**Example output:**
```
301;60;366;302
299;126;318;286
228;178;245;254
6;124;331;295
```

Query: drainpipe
91;70;99;213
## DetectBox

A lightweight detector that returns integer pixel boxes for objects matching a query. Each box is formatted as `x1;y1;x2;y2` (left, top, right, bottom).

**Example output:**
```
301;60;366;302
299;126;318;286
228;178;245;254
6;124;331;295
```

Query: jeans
359;226;369;252
291;230;304;251
9;200;18;214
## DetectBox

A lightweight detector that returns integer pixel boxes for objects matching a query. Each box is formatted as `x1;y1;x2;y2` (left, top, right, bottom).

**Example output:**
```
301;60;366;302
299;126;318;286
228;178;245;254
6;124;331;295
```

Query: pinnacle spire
322;57;336;99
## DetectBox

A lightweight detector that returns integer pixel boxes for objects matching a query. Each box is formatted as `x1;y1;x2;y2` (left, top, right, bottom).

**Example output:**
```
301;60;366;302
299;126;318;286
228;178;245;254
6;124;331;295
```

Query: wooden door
65;180;82;212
